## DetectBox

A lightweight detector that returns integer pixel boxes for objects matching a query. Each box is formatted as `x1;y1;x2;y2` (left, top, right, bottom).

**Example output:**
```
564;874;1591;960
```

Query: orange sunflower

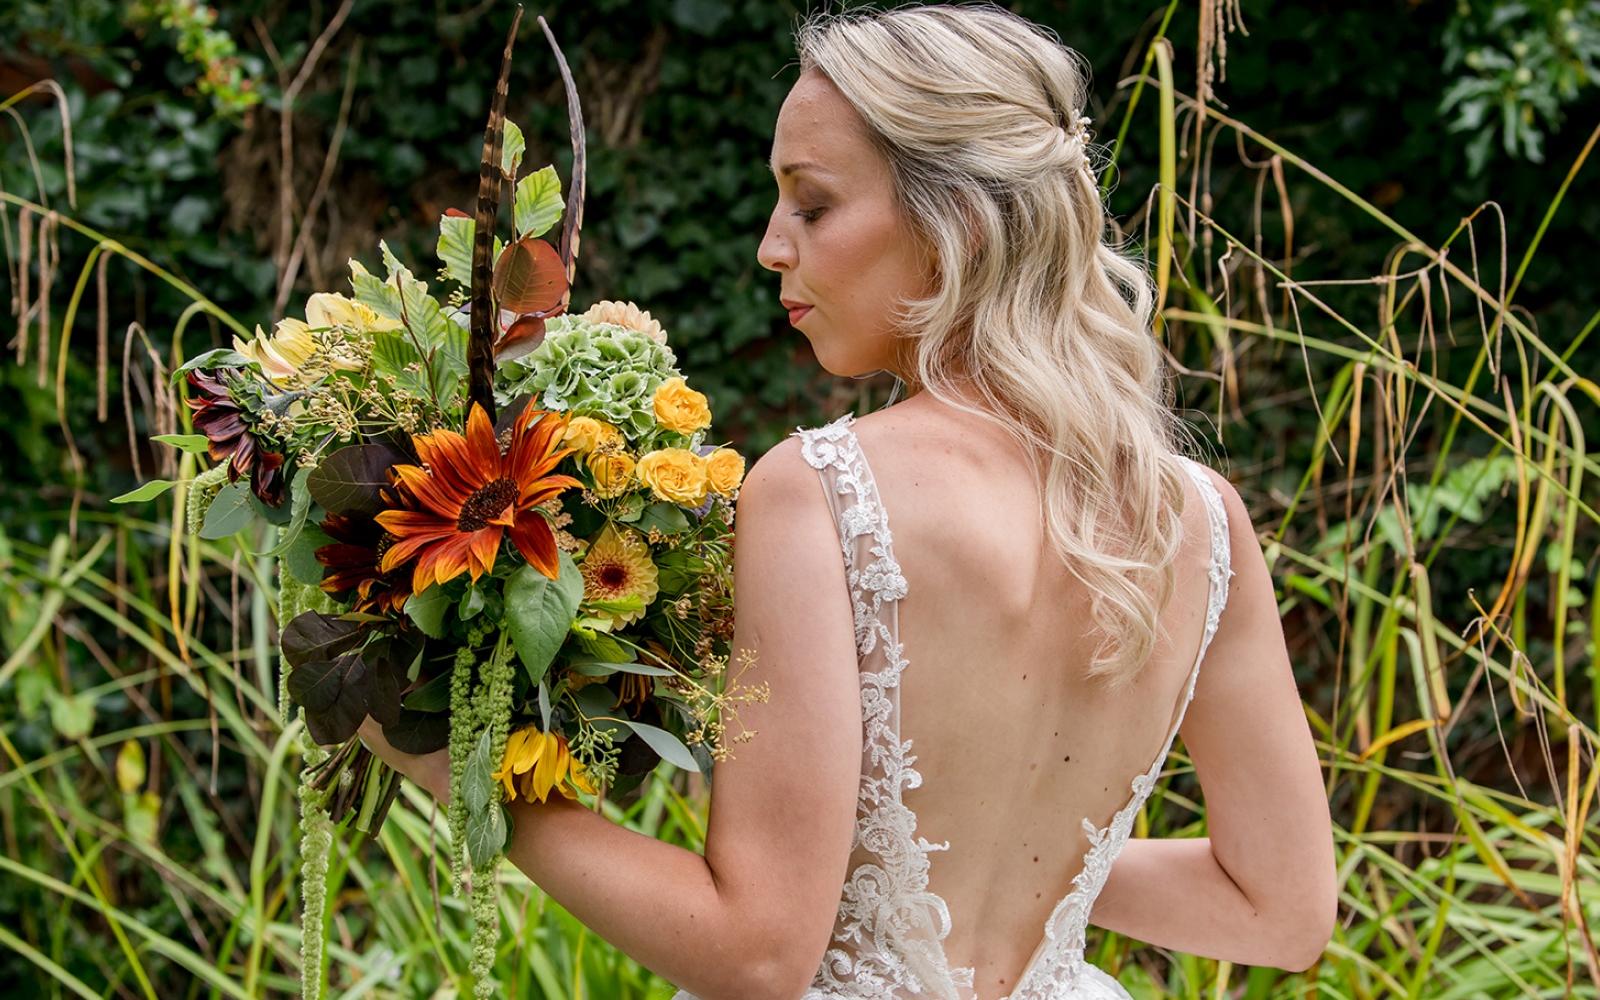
375;403;582;591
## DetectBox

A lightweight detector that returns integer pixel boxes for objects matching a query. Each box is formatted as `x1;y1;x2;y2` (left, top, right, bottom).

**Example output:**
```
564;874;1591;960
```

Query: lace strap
1155;458;1235;757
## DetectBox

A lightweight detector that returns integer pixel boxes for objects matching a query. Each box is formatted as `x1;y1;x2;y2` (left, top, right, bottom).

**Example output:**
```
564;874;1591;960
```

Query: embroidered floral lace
673;413;1234;1000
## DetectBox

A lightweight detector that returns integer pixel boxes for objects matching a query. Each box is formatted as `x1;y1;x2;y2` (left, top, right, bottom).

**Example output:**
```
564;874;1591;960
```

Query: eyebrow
768;159;828;178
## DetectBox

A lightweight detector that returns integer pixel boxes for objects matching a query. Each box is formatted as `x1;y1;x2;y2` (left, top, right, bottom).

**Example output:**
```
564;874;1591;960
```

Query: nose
757;206;794;272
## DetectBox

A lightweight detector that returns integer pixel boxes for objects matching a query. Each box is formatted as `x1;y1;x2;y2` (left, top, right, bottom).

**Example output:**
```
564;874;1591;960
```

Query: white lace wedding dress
673;413;1235;1000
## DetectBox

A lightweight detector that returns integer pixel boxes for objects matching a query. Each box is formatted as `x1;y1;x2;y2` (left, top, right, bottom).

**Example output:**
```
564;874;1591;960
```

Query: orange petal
509;511;561;579
412;534;474;592
468;527;502;578
464;403;503;476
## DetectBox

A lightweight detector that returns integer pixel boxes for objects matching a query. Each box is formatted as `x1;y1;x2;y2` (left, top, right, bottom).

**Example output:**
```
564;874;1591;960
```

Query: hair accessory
1062;113;1092;144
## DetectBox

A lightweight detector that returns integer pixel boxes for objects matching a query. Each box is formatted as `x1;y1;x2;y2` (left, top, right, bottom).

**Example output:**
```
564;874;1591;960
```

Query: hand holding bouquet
120;14;765;997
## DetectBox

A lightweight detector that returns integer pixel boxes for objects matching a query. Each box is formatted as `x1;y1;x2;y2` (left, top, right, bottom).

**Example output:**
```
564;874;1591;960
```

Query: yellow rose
704;448;746;495
587;451;636;499
652;377;712;434
564;416;623;455
636;448;708;506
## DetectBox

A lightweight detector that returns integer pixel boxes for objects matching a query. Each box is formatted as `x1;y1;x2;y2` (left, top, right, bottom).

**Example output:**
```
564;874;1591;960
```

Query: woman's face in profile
758;69;933;380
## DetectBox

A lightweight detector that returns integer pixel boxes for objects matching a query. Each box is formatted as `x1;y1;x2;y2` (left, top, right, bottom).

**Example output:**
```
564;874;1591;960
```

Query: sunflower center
599;564;629;590
457;477;519;532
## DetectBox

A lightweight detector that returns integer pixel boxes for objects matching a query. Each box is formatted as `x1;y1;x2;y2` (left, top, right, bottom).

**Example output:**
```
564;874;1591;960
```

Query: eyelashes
792;207;826;224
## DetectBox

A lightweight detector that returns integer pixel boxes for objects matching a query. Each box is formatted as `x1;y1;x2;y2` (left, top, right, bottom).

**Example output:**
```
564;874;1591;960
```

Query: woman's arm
1087;469;1338;971
359;437;863;1000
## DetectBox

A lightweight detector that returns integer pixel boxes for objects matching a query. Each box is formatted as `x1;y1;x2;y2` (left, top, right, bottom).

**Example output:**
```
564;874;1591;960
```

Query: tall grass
2;9;1597;999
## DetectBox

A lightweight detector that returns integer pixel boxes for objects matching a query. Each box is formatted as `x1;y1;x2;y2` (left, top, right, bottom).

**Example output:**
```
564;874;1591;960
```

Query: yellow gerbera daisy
579;523;659;626
493;725;598;804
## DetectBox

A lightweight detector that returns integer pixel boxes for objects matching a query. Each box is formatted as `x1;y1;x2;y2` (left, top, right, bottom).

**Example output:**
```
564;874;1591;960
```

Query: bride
358;3;1337;997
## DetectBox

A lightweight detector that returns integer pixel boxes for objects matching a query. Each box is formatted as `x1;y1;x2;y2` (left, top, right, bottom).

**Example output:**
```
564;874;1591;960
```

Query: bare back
848;395;1229;998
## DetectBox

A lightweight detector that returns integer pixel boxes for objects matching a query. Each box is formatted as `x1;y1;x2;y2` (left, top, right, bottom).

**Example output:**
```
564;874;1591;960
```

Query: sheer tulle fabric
673;414;1233;999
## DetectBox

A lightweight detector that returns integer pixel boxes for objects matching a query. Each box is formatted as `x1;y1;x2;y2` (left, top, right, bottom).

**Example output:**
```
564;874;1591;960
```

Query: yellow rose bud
652;377;712;435
564;416;623;455
636;448;709;506
704;448;746;495
587;451;636;499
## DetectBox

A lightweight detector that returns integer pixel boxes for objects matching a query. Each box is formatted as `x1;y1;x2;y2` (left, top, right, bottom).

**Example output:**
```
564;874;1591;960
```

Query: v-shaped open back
671;413;1235;1000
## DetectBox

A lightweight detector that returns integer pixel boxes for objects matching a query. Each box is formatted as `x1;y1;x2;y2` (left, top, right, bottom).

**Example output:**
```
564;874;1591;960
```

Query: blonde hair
795;2;1200;691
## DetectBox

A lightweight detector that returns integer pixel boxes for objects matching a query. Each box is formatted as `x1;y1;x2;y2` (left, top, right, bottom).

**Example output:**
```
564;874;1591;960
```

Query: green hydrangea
498;317;680;439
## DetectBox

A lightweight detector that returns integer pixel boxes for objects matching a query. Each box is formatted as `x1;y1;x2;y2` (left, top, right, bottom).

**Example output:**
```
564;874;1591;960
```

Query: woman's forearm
1089;837;1331;972
495;795;773;1000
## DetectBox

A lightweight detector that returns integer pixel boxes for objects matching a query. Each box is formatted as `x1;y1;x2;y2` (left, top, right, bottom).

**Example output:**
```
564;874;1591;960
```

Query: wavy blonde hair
796;3;1201;691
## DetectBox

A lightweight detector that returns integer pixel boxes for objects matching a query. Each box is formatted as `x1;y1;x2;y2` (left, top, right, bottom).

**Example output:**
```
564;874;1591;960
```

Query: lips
781;297;812;326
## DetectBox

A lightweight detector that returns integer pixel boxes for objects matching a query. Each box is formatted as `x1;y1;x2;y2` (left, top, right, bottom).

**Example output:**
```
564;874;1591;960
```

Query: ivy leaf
307;443;406;516
110;480;176;504
504;553;582;685
466;802;508;867
513;165;563;239
200;481;255;539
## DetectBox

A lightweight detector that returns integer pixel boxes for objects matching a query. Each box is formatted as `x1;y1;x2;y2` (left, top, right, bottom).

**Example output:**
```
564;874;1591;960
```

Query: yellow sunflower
493;726;598;804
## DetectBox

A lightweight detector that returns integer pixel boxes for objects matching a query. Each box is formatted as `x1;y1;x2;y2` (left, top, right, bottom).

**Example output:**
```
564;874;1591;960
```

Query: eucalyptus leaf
283;523;333;585
636;502;690;536
199;481;255;539
615;719;700;772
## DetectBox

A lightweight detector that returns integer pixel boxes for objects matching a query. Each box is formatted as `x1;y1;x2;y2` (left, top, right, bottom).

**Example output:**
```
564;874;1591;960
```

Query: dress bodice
674;413;1235;1000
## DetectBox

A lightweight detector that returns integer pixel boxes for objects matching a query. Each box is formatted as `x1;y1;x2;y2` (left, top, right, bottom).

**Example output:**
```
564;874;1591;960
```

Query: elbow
746;954;815;1000
1277;895;1338;972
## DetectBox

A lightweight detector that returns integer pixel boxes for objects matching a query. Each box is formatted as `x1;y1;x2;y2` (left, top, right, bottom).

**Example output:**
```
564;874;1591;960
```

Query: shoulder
738;433;823;512
1183;458;1253;551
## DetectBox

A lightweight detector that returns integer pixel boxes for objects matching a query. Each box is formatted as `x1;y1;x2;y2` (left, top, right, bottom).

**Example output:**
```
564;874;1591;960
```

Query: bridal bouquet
116;14;765;997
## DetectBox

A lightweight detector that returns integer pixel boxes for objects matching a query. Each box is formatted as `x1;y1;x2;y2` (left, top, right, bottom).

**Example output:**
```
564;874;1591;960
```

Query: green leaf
199;481;255;538
401;670;452;712
501;120;525;176
170;348;253;385
151;433;211;454
568;659;674;677
283;523;333;585
405;586;451;639
110;479;176;504
616;719;700;772
262;467;315;556
505;552;582;685
47;689;96;741
348;259;404;319
636;502;690;536
437;214;475;286
513;165;564;239
464;729;496;814
466;802;508;867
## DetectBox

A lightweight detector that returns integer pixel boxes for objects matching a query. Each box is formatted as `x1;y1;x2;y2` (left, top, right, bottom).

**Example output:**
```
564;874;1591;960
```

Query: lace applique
1000;457;1235;1000
794;414;974;1000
